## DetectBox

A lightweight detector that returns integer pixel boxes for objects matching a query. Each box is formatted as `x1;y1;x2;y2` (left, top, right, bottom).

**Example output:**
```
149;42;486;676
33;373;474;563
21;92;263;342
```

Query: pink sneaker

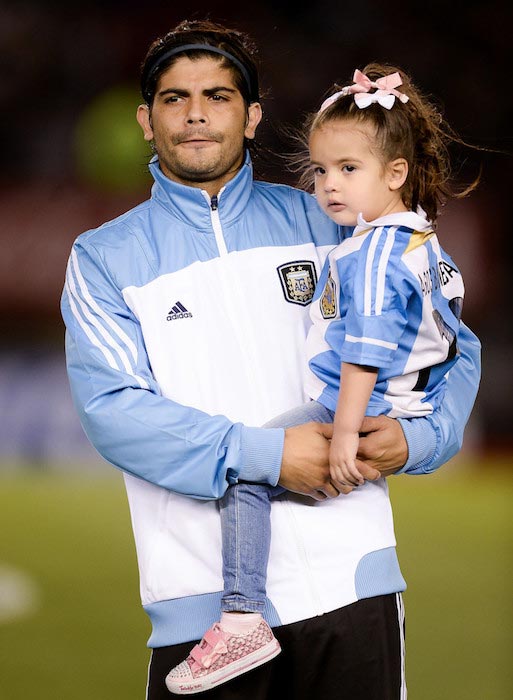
165;619;281;695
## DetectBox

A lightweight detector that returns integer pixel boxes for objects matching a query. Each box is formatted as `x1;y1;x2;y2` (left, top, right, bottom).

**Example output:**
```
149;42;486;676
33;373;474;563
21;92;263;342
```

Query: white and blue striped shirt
305;211;465;418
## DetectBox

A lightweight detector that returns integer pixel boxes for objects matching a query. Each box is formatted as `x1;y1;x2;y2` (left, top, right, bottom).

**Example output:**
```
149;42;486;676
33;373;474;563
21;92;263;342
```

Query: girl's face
309;118;408;226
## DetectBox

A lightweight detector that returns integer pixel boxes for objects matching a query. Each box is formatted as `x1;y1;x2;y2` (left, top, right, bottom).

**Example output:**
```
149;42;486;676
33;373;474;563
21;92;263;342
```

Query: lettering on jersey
418;260;459;296
166;301;193;321
320;270;337;319
439;260;459;285
277;261;317;306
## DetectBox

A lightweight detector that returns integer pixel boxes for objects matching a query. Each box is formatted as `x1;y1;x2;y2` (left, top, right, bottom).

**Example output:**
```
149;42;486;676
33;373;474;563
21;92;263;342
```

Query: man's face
137;56;262;196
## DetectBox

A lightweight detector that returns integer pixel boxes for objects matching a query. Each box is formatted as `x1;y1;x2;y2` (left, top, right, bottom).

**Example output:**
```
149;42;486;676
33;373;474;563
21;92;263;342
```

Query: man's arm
356;322;481;476
63;239;336;500
62;239;287;499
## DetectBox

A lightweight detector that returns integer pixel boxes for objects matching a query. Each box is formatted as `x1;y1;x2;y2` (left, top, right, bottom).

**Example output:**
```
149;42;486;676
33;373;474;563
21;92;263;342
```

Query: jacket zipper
204;192;228;256
202;189;270;408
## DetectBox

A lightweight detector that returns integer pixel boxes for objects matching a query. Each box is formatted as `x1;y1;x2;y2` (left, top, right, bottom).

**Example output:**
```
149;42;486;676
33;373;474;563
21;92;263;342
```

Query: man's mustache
172;131;223;145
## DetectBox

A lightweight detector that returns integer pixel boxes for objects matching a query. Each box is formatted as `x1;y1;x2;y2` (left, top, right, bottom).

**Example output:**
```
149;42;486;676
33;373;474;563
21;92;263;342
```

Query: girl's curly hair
293;63;479;224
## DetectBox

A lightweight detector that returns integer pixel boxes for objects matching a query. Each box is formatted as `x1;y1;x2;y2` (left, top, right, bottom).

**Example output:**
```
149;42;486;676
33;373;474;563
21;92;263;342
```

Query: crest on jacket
277;261;317;306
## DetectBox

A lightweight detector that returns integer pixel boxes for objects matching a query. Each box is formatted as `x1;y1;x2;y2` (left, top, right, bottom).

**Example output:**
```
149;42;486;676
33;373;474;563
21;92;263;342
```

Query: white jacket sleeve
61;240;284;498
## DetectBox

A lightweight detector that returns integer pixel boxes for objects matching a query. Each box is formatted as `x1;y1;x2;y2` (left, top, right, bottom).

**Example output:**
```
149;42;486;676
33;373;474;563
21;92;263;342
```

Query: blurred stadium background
0;1;511;698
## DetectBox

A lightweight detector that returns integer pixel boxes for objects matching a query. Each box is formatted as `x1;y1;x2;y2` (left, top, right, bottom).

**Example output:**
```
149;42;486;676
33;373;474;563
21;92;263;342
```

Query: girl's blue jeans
219;400;335;613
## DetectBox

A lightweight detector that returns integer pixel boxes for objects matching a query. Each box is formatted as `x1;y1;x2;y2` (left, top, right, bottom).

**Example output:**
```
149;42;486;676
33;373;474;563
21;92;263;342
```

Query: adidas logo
166;301;193;321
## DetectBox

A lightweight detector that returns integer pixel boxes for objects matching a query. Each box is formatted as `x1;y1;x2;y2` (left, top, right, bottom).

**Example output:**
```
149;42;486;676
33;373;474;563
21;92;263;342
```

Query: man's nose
186;96;208;124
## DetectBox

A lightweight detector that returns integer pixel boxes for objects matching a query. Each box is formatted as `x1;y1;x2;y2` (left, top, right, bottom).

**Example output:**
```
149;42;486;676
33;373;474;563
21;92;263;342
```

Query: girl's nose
324;174;339;192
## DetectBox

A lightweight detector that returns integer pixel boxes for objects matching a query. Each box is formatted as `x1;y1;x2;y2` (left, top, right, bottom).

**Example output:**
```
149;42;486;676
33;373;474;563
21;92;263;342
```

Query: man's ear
387;158;408;191
137;104;154;142
244;102;263;140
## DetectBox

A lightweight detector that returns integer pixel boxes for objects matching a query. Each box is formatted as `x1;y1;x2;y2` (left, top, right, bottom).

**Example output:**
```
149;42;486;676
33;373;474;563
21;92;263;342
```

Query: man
61;20;480;700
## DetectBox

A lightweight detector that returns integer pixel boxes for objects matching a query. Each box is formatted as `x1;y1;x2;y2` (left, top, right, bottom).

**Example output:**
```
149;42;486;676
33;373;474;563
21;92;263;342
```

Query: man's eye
210;94;227;101
164;96;181;103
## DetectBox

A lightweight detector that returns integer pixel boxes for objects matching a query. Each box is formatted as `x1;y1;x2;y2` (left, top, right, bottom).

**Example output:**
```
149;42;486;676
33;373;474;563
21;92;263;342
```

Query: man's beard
155;131;244;184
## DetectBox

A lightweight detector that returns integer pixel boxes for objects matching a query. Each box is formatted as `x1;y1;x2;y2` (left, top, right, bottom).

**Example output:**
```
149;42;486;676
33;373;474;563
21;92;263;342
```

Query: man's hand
357;415;409;477
279;422;350;499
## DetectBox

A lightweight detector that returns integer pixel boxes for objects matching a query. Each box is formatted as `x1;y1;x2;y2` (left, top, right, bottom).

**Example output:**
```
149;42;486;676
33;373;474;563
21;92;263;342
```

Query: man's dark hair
140;20;260;107
140;19;275;173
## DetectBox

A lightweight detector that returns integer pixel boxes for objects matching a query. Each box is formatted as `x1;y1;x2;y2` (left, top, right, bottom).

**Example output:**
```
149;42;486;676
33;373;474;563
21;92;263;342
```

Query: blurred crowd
1;0;511;464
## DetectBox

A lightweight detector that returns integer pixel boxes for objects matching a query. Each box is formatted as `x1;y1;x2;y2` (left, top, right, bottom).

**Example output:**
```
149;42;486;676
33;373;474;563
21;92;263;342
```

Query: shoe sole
165;638;281;695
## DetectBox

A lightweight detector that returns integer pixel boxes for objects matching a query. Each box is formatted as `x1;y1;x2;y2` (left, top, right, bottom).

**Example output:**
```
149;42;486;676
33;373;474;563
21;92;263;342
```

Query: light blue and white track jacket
61;154;481;647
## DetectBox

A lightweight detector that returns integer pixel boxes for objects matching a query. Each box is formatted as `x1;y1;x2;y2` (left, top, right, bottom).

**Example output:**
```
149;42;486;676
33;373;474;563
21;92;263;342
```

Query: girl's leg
165;483;281;694
264;399;335;429
220;482;276;613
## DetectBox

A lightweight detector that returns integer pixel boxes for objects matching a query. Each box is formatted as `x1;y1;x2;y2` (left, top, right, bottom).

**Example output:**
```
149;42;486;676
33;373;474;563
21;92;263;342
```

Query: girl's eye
343;165;356;173
312;166;325;176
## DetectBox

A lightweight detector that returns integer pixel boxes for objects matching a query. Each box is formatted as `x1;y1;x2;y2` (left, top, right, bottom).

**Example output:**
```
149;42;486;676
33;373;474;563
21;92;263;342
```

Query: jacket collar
149;151;254;229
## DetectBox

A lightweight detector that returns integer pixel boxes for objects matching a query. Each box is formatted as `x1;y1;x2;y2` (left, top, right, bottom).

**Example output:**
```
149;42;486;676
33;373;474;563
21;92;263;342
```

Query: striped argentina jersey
305;210;465;418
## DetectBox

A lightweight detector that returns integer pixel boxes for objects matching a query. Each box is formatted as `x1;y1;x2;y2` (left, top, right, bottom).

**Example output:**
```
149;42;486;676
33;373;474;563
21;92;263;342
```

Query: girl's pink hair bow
319;69;409;112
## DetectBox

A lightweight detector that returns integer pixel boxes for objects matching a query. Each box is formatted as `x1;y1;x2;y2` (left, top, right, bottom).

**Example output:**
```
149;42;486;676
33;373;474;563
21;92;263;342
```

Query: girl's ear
387;158;408;191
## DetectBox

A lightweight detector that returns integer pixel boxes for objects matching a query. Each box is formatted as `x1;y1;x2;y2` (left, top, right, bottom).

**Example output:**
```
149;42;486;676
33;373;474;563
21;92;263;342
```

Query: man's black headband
142;43;259;104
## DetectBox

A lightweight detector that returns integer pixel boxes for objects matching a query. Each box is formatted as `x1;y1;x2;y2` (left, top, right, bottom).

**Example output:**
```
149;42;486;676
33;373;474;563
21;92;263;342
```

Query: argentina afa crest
320;269;337;319
277;261;318;306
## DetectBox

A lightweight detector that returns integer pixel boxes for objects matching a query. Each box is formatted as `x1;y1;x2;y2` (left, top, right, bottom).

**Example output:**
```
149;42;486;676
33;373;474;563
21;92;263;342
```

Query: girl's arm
330;362;378;487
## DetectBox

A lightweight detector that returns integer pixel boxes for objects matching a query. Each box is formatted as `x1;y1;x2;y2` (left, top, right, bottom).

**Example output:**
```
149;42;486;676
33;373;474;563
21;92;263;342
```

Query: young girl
166;63;474;695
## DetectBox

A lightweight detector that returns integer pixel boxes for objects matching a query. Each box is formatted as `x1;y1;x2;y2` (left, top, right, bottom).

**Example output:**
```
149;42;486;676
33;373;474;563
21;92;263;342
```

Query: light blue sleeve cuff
396;417;437;475
238;426;285;486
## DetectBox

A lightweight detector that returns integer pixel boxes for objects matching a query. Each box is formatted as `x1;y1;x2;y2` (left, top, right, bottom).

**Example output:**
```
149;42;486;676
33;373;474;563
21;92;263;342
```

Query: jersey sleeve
396;322;481;474
61;238;284;499
339;228;409;368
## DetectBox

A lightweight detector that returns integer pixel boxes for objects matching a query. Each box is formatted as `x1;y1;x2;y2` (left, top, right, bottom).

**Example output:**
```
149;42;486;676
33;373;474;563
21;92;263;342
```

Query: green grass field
0;459;512;699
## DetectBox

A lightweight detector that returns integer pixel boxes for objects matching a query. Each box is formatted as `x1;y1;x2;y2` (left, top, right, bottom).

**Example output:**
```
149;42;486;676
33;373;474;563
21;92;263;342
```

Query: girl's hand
329;430;365;487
